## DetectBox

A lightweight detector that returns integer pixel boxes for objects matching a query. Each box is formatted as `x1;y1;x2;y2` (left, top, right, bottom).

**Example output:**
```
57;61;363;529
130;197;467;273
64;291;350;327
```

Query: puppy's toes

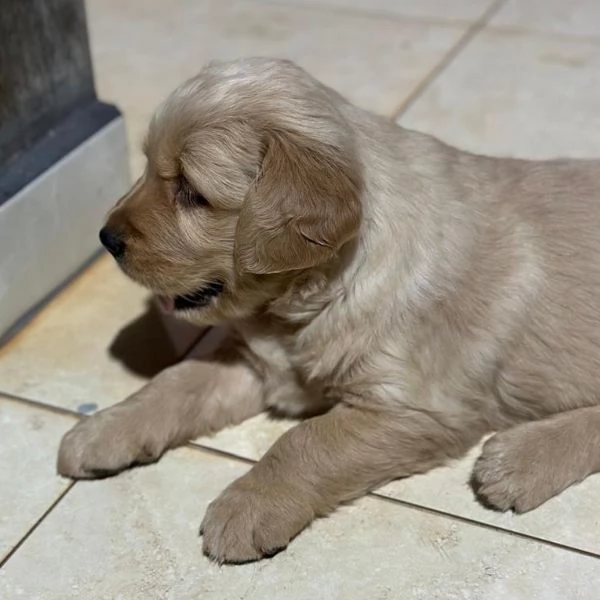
200;477;313;564
57;410;164;479
472;429;563;513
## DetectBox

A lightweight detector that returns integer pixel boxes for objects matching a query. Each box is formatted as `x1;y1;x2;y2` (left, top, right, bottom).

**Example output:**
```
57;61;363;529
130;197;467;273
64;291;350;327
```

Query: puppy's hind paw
471;426;574;514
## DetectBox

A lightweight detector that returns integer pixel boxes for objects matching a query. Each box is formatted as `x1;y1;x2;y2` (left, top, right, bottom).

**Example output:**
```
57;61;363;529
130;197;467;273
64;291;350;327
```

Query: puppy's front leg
201;402;474;563
58;342;264;479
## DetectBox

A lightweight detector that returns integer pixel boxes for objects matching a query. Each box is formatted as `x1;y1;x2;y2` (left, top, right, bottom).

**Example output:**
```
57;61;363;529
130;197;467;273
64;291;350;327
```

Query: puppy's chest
242;327;345;413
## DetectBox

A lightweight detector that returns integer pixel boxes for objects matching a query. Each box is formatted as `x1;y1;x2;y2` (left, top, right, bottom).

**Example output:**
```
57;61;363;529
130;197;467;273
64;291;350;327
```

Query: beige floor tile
260;0;496;22
0;256;200;413
1;446;598;599
86;0;467;177
492;0;600;39
0;397;76;561
377;441;600;556
194;413;296;459
399;29;600;158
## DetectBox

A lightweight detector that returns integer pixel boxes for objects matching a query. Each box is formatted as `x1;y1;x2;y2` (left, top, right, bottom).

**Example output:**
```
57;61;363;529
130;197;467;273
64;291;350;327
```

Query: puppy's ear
234;131;362;274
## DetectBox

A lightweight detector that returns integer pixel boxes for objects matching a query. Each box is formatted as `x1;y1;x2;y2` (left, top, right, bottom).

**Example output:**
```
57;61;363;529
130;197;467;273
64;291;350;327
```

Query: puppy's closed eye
175;175;210;208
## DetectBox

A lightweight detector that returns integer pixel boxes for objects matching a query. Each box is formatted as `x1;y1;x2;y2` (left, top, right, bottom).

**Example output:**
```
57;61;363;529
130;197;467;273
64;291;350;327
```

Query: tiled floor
2;0;600;597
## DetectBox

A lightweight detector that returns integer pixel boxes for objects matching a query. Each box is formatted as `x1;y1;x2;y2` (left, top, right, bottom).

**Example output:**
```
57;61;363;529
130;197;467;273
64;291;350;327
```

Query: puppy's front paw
58;408;165;479
200;476;314;564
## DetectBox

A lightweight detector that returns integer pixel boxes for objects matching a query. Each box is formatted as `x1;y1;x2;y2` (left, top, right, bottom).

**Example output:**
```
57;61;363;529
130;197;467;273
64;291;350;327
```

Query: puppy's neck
265;243;357;327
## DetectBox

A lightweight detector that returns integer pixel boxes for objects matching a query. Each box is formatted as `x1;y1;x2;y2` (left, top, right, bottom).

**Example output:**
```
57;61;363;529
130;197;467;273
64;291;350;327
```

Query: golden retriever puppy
58;58;600;564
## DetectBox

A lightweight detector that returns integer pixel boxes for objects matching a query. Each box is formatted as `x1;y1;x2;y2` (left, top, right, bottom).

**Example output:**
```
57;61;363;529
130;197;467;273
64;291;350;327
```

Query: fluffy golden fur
59;58;600;563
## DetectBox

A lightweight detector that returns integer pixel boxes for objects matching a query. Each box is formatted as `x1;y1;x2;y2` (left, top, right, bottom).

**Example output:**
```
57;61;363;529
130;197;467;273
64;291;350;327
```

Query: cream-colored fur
59;58;600;563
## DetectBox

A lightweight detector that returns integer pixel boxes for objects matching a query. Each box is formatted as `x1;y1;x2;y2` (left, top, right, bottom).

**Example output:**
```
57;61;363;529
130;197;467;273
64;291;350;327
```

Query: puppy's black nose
99;227;125;259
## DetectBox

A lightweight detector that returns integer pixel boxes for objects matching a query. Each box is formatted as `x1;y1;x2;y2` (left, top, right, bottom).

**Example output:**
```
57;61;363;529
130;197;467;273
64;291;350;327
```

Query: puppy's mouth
156;282;224;313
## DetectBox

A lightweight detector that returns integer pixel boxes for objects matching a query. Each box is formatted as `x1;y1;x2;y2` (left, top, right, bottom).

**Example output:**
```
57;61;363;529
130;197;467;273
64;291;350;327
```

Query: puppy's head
101;58;362;324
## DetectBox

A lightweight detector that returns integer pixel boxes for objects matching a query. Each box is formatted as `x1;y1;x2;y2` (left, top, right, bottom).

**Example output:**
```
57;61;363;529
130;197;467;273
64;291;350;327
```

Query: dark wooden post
0;0;120;202
0;0;94;164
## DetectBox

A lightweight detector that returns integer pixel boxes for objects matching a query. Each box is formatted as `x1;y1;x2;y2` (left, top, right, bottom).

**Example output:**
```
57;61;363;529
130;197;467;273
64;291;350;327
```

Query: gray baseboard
0;115;130;339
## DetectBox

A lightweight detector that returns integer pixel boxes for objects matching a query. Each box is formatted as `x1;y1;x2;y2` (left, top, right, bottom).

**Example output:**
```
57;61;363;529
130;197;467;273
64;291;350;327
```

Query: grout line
182;334;207;358
4;377;598;561
182;325;213;359
0;323;209;420
257;0;472;30
370;491;600;560
185;441;600;561
0;482;77;569
188;440;255;465
1;397;597;564
0;391;80;420
390;0;508;122
258;0;600;46
485;22;600;46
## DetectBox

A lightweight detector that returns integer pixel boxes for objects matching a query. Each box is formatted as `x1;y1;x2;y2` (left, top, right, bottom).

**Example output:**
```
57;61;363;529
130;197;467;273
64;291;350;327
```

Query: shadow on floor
109;298;200;377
